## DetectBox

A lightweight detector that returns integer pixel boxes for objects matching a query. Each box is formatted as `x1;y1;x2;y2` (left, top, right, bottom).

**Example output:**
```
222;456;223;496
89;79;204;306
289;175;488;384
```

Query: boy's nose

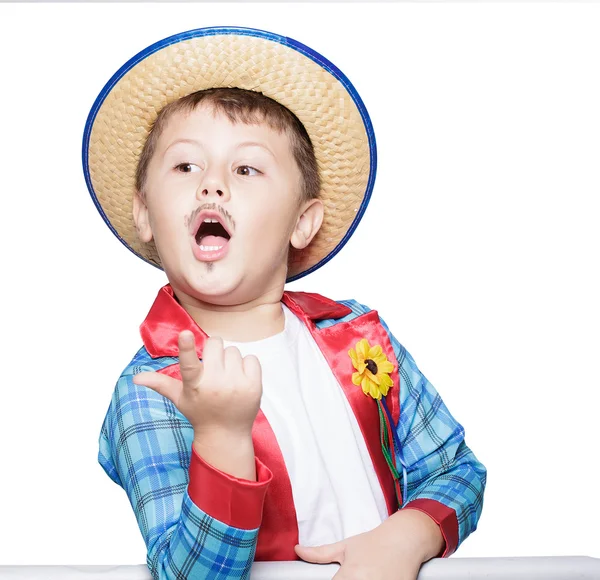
197;184;229;202
197;166;231;201
201;188;223;196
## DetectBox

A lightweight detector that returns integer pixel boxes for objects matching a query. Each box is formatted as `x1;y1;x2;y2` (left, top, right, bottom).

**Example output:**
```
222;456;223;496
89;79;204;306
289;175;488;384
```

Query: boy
85;27;486;580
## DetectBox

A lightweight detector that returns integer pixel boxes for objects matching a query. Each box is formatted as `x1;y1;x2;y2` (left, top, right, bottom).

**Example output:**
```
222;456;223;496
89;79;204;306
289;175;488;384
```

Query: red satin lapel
281;290;352;321
282;291;399;426
369;317;401;427
140;285;208;359
286;306;402;516
141;287;352;362
251;410;299;560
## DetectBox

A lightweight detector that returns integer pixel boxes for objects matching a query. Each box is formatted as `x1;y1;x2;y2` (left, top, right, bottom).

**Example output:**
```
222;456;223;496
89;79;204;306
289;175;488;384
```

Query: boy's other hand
295;509;444;580
132;331;263;440
294;530;421;580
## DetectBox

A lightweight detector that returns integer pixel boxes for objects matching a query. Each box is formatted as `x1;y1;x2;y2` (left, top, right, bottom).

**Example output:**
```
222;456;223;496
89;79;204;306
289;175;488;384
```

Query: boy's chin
165;257;286;304
185;272;238;298
171;268;250;304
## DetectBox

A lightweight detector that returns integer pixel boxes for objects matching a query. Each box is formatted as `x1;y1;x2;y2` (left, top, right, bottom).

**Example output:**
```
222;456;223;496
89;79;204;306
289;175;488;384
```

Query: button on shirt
221;303;388;547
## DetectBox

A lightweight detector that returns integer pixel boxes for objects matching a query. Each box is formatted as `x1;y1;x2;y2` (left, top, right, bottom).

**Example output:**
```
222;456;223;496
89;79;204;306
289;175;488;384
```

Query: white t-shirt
221;302;388;547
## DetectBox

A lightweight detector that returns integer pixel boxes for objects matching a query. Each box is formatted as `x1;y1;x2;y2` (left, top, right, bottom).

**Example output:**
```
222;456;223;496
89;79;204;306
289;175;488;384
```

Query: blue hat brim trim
82;26;376;282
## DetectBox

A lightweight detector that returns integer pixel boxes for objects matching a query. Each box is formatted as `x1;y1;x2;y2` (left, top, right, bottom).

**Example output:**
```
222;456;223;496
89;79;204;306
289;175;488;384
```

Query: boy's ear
132;191;153;243
290;198;324;250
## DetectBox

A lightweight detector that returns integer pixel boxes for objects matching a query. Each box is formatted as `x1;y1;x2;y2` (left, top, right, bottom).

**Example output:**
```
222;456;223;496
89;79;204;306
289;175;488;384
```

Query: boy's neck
172;286;286;343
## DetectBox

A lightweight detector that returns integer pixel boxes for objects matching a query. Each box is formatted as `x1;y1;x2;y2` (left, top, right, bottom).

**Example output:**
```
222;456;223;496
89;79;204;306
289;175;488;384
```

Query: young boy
86;27;486;580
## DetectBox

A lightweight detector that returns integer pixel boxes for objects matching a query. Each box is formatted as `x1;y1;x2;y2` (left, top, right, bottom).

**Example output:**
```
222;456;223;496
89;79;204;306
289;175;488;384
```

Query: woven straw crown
82;27;376;281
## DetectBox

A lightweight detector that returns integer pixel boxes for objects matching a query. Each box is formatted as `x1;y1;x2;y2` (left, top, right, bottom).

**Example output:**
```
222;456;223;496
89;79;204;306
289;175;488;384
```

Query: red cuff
402;498;459;557
188;444;273;529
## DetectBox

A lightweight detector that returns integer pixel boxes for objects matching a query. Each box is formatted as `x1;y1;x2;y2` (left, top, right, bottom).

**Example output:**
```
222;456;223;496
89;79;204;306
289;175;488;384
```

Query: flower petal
378;360;394;374
361;375;371;396
357;339;370;360
349;348;359;369
380;374;393;389
369;379;382;400
352;371;363;386
369;370;381;385
369;345;383;359
379;382;391;397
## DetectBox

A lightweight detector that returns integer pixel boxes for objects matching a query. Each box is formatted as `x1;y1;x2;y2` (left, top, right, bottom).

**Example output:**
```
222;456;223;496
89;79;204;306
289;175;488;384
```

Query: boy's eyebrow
162;138;276;159
163;138;202;157
235;141;276;159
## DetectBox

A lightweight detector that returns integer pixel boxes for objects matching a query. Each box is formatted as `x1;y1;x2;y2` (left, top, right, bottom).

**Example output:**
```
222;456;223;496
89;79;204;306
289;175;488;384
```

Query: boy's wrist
193;429;256;481
381;508;446;563
401;498;459;558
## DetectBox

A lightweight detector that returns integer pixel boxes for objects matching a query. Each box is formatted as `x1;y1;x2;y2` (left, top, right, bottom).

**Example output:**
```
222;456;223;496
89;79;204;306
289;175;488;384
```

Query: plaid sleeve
98;357;266;580
383;322;487;557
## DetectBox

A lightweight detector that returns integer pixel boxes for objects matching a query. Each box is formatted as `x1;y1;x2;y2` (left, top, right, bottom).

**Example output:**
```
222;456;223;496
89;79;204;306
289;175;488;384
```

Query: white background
0;0;598;566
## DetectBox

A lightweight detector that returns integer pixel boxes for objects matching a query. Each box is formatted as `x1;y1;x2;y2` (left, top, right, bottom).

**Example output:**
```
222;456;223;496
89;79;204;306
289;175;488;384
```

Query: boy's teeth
203;218;218;223
199;245;224;251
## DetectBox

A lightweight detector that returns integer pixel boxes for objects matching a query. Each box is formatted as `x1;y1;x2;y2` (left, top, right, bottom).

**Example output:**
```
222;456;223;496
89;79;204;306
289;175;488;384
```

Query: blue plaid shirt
98;297;486;579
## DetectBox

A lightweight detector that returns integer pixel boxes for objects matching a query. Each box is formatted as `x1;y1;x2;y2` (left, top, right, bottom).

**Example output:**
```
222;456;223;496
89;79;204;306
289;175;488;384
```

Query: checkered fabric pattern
98;300;486;579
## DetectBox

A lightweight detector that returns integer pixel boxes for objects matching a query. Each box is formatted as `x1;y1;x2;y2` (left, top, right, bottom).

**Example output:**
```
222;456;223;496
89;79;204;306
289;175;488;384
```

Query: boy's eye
236;165;261;176
174;163;200;173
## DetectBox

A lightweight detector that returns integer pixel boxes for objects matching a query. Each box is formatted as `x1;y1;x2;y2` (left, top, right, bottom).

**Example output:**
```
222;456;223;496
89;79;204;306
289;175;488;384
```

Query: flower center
365;359;378;375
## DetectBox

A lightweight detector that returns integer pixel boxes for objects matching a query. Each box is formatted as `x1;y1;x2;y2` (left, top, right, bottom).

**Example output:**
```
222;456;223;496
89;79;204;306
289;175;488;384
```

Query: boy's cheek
150;221;189;257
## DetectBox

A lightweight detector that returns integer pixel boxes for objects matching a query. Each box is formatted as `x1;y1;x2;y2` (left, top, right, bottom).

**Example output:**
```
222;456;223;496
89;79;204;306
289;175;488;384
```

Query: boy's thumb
133;371;178;404
294;542;344;565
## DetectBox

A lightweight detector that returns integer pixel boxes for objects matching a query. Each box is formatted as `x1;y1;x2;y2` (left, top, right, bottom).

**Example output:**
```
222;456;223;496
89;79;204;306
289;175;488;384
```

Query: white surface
0;559;599;579
0;0;599;566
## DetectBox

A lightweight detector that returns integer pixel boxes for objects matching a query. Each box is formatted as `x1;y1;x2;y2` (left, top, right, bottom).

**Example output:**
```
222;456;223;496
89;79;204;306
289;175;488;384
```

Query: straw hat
82;26;376;282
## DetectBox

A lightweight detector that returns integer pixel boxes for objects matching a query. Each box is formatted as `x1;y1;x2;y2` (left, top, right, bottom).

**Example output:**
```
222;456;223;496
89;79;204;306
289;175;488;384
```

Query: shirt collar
140;284;351;359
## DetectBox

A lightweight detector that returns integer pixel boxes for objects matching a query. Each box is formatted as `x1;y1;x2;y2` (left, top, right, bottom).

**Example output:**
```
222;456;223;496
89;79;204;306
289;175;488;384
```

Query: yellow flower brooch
349;338;394;400
349;337;406;507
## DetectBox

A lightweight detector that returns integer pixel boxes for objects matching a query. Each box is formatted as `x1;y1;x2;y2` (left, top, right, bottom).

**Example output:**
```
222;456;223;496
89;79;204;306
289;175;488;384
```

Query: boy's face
133;103;323;305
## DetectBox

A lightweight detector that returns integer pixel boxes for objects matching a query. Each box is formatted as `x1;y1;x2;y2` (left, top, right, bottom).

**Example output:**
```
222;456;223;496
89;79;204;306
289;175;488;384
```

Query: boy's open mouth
195;218;231;250
190;210;233;262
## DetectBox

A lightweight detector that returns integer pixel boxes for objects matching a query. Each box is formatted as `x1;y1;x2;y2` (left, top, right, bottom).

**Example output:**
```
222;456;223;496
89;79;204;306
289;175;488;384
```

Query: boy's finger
132;371;183;405
178;331;203;387
202;335;224;371
242;354;262;382
294;542;344;565
223;345;243;369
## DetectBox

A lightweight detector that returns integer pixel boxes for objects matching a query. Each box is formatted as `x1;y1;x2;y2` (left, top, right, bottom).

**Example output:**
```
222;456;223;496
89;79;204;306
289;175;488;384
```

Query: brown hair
135;87;320;204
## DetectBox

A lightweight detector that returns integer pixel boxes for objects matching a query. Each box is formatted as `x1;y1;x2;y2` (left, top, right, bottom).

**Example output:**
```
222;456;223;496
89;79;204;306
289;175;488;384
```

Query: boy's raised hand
132;330;263;440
